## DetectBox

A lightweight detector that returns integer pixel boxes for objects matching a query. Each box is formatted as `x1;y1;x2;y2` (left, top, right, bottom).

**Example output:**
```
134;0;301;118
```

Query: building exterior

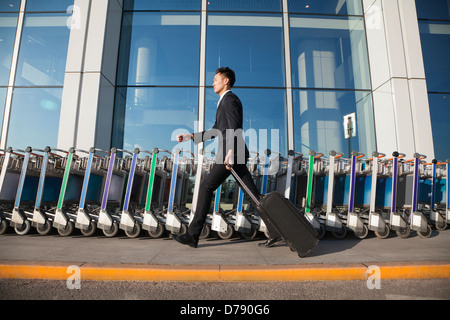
0;0;448;161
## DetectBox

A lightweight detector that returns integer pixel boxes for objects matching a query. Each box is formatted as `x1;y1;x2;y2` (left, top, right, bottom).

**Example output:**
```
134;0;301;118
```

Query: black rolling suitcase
229;167;319;258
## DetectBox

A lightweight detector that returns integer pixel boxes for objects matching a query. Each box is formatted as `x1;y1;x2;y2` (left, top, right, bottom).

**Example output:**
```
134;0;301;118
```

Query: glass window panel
206;13;285;87
117;12;200;86
112;87;199;152
7;87;62;149
428;93;450;161
123;0;201;11
0;0;21;12
15;13;72;86
207;0;282;12
0;13;18;85
205;87;288;157
419;21;450;92
25;0;74;12
415;0;450;20
289;0;363;15
290;15;371;90
293;89;375;157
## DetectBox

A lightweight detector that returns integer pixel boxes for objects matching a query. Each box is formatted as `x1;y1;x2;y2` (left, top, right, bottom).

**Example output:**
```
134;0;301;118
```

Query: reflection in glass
0;0;21;12
0;13;18;85
123;0;201;11
207;0;281;12
289;0;362;15
416;0;450;20
25;0;74;12
293;89;375;157
15;13;72;86
206;13;285;88
117;12;200;86
290;15;370;90
419;21;450;92
428;94;450;161
7;87;62;149
112;87;198;152
205;88;287;157
0;87;6;134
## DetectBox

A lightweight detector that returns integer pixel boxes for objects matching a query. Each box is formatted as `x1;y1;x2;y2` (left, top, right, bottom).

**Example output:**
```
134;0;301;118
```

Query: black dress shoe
172;233;199;248
258;237;283;247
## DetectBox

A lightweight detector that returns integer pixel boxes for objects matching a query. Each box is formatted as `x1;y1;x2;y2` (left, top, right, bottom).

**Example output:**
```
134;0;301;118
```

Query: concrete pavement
0;228;449;281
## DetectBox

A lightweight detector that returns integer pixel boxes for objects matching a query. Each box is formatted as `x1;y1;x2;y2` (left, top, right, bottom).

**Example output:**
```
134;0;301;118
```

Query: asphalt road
1;278;449;300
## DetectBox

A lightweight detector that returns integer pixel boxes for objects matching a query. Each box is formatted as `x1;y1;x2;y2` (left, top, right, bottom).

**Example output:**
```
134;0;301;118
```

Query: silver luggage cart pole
9;147;33;235
325;150;347;239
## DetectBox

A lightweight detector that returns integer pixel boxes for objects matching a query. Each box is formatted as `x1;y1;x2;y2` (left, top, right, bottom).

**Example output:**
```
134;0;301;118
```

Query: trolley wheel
0;219;9;234
218;225;234;240
317;225;326;239
434;218;447;231
395;225;411;238
240;227;257;240
199;224;211;239
147;222;165;238
354;225;369;239
14;220;31;235
125;223;141;238
102;222;119;237
80;221;97;237
374;224;390;239
36;220;52;235
57;221;74;237
417;224;432;239
331;226;347;239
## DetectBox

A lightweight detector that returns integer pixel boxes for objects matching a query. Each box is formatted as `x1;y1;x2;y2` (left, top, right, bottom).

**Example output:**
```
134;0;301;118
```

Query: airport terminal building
0;0;448;161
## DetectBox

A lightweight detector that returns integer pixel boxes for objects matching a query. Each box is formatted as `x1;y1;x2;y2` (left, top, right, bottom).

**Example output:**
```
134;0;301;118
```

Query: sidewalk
0;229;449;281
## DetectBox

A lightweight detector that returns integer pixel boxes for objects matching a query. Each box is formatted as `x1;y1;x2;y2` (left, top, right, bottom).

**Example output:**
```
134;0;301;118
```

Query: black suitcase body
258;191;319;258
229;167;319;258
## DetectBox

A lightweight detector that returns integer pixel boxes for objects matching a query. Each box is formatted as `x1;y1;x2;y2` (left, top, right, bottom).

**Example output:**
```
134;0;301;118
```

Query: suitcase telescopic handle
227;164;261;207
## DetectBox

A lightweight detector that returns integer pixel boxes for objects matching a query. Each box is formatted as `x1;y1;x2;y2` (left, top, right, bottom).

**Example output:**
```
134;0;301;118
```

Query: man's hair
216;67;236;88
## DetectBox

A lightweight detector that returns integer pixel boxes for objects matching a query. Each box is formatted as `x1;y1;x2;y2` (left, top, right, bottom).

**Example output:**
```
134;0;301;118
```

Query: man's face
213;73;229;94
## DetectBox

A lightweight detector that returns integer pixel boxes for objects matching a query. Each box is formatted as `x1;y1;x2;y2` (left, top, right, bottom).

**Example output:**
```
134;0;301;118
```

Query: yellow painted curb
0;261;449;282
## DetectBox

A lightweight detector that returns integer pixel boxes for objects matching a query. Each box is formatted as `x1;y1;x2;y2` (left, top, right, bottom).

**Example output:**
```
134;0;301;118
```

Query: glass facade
416;0;450;160
1;1;73;149
114;0;375;159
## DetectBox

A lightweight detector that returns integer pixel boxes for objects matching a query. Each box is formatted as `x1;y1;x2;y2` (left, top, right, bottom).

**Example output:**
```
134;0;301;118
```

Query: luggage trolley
6;147;35;235
164;148;193;235
383;151;411;238
142;148;170;238
52;147;95;236
367;151;392;238
418;159;447;231
74;147;108;236
9;147;65;235
406;153;433;238
97;148;128;237
322;150;348;239
0;147;39;235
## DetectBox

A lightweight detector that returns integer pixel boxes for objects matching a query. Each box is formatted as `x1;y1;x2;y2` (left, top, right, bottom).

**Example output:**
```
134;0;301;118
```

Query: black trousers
188;163;280;240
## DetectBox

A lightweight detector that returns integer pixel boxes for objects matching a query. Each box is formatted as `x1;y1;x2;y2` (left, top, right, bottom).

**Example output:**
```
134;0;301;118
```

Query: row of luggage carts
0;146;448;241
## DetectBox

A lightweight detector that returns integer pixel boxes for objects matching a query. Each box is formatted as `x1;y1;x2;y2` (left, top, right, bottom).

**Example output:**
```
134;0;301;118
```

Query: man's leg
188;164;231;239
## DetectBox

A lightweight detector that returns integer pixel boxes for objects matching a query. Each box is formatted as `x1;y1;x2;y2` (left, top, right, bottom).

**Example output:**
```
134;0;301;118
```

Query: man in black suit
174;67;280;248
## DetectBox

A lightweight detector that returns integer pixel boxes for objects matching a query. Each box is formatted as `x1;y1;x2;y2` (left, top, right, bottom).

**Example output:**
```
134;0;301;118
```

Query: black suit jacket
193;91;249;164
